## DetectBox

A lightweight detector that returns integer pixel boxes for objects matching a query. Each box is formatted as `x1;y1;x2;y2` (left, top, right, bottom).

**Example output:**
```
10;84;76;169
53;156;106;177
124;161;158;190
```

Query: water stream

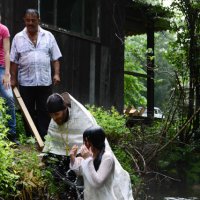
164;198;199;200
139;182;200;200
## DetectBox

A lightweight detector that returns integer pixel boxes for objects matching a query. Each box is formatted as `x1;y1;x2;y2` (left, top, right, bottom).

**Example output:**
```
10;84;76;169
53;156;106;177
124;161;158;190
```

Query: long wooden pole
13;87;44;148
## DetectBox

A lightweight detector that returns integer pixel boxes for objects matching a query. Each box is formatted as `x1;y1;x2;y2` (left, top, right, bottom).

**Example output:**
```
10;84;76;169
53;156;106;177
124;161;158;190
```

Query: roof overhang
125;1;172;35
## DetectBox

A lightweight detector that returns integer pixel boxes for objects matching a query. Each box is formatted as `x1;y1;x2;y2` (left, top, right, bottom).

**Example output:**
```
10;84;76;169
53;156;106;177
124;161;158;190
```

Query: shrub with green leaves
12;145;51;199
0;139;19;198
0;98;19;198
0;98;52;199
16;111;26;137
86;105;129;140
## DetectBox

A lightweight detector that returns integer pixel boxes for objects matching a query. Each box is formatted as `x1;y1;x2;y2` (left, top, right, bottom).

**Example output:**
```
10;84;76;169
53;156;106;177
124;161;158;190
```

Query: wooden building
0;0;170;114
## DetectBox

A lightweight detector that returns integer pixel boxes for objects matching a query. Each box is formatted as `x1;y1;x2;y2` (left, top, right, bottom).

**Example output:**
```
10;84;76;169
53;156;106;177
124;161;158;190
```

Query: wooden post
13;87;44;148
147;22;155;120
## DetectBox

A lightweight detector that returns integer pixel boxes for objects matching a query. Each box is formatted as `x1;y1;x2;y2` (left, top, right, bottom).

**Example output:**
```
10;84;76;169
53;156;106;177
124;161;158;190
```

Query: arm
70;145;79;165
10;62;18;88
49;33;62;86
82;152;114;188
69;145;83;175
52;60;60;85
2;37;10;89
10;36;19;88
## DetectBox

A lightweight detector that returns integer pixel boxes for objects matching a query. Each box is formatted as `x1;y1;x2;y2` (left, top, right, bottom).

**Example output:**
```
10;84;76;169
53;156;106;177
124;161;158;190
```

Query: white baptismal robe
43;93;134;199
43;94;97;155
70;150;133;200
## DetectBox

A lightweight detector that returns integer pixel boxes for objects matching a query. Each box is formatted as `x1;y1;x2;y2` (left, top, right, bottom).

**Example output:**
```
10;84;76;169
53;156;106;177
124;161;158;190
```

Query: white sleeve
10;36;19;64
49;32;62;61
82;152;114;188
70;157;83;176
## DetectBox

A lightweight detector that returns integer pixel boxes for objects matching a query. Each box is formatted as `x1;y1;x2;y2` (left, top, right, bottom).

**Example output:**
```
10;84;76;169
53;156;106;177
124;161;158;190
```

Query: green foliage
124;31;175;109
154;32;176;109
113;145;140;185
0;98;19;198
134;0;172;13
86;105;129;137
158;141;200;184
0;138;19;198
41;168;57;197
187;157;200;184
12;145;49;199
0;99;11;135
124;35;147;107
16;111;26;137
168;0;200;137
0;98;52;199
0;141;52;199
16;111;37;145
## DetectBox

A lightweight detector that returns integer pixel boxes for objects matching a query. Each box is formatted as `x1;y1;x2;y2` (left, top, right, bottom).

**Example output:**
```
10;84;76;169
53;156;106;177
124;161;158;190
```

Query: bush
16;111;26;137
0;98;19;198
0;98;52;199
12;145;51;200
86;105;129;140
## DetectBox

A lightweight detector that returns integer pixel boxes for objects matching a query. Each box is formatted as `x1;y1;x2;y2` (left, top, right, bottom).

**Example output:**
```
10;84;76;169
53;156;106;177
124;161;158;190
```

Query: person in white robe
70;126;134;200
42;92;134;199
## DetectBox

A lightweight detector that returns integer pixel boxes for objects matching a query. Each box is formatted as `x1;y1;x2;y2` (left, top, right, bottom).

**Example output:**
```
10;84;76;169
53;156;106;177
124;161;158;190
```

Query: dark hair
83;126;105;171
46;93;67;113
24;9;39;18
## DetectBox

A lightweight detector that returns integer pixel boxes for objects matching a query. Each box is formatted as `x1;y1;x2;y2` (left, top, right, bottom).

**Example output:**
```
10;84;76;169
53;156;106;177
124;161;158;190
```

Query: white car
139;107;165;119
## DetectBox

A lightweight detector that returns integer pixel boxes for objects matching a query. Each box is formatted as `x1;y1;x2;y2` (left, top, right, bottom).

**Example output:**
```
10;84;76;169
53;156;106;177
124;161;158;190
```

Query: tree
169;0;200;142
124;32;174;109
124;35;147;108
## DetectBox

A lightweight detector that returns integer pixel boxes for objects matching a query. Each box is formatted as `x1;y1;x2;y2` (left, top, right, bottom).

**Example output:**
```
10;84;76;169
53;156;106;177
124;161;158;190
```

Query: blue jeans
0;67;16;136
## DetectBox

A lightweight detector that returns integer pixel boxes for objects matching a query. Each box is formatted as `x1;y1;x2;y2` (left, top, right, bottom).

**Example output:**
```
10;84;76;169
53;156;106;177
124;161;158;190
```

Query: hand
10;77;18;89
69;145;79;163
2;73;11;89
53;74;60;85
80;145;92;159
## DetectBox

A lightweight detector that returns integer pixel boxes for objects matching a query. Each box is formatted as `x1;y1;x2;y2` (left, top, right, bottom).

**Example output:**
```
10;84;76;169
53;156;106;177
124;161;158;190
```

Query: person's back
82;150;116;200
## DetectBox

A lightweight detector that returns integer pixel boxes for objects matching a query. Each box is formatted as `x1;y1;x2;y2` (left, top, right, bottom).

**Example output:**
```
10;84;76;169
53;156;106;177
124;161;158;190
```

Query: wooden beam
13;87;44;148
124;70;147;78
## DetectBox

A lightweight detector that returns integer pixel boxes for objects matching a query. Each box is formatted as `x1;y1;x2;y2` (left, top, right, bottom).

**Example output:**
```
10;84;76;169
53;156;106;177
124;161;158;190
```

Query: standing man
10;9;62;139
0;15;18;144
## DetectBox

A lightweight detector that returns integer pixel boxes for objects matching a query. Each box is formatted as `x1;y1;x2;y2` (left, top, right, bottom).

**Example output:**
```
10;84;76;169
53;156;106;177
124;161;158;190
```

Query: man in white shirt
10;9;62;139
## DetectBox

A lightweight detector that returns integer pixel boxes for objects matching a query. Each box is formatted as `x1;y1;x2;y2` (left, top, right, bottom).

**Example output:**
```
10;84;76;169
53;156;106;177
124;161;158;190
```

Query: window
39;0;100;38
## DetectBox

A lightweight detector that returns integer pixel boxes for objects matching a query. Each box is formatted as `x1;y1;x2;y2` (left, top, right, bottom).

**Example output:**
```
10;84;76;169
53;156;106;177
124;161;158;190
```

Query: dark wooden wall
100;0;125;111
0;0;125;112
1;0;38;37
